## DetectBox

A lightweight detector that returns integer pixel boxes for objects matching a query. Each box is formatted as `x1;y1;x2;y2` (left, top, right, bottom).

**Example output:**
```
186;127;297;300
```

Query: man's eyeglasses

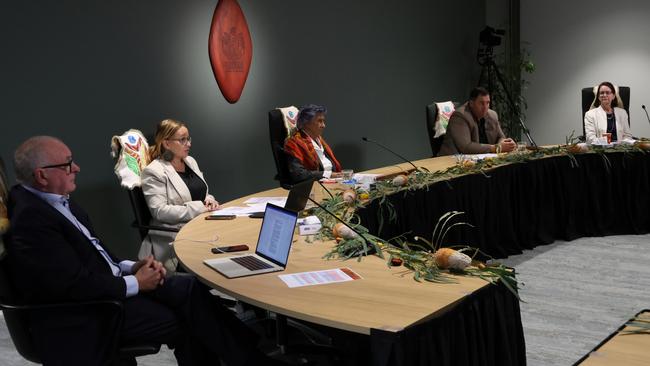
167;137;192;146
40;160;75;174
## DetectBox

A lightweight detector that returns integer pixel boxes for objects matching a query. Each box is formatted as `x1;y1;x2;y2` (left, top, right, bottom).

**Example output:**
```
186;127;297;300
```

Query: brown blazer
438;102;506;156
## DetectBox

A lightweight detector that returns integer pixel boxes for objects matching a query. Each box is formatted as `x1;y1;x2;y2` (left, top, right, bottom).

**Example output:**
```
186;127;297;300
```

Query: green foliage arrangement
622;314;650;335
308;143;649;301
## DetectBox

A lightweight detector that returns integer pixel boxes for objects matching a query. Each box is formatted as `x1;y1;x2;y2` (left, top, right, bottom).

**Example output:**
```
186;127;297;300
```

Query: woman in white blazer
140;119;220;272
584;81;633;144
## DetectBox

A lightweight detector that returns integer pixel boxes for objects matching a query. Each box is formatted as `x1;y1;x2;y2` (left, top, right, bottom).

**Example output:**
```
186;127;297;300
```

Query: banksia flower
566;143;588;154
433;248;471;270
462;159;476;168
392;174;408;186
332;223;358;240
342;189;357;204
635;141;650;151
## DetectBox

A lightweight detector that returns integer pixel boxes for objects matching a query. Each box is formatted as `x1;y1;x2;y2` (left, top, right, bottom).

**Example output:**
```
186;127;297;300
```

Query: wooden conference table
576;310;650;365
358;149;650;259
174;156;525;366
175;157;465;334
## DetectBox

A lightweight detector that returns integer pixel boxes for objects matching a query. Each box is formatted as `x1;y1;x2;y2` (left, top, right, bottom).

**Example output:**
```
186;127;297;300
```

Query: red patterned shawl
284;130;342;172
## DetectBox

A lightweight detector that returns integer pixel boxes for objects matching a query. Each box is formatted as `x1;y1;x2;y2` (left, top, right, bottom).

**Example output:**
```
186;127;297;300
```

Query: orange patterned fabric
284;130;341;172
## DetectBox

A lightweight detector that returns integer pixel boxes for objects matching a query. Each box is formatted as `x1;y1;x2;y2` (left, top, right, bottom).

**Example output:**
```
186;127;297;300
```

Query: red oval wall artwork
208;0;252;104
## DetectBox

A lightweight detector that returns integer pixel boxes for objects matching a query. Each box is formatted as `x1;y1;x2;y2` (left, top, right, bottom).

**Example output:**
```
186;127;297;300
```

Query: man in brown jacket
438;87;517;156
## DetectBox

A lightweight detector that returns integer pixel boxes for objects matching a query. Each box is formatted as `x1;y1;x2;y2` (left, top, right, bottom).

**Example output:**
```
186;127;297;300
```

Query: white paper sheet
353;173;380;183
278;268;362;288
243;197;287;206
211;206;265;217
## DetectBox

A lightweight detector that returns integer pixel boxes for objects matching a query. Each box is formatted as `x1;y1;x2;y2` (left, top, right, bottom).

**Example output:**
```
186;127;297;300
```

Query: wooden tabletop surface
174;156;490;335
578;311;650;365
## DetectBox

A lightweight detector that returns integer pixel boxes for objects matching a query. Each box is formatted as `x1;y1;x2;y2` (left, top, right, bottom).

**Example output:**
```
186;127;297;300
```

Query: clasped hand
204;197;220;211
133;255;166;291
499;138;517;153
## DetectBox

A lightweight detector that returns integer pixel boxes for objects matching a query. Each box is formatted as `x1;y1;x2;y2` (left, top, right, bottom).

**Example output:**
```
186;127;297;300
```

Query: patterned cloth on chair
277;106;299;137
433;101;455;138
110;129;150;189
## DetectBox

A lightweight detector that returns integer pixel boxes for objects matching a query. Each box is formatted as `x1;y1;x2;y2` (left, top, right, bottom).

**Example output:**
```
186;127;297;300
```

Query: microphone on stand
361;137;423;172
307;196;378;256
517;116;538;148
642;105;650;127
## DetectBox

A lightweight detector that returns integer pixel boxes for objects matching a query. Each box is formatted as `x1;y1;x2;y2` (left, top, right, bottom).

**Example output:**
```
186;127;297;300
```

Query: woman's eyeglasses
167;137;192;146
599;91;613;96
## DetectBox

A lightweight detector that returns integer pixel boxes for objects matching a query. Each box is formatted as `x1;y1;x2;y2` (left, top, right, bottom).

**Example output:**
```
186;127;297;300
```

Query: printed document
279;268;362;288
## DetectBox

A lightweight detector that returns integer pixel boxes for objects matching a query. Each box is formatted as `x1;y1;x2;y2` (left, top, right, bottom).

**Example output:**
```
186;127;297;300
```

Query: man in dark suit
438;87;517;156
3;136;283;365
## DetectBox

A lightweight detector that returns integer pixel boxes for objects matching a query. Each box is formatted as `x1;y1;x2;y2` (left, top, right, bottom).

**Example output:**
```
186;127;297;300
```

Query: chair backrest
581;86;630;137
110;129;160;240
426;101;455;157
128;187;154;241
0;262;41;363
268;108;294;189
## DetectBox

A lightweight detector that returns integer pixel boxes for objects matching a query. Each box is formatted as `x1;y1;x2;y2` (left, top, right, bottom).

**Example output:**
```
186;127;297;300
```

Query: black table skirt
370;282;525;366
359;152;650;258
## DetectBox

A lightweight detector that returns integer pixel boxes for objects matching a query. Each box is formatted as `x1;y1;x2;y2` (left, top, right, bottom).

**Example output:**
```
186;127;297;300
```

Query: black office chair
581;86;630;139
426;101;456;157
0;259;161;365
268;108;294;189
127;186;178;242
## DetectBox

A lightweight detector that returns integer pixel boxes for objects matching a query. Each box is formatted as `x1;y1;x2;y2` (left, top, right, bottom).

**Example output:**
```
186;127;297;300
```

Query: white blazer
584;106;632;144
138;156;214;271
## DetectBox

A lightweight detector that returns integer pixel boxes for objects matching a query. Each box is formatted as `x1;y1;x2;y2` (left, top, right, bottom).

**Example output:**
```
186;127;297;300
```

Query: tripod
477;48;537;148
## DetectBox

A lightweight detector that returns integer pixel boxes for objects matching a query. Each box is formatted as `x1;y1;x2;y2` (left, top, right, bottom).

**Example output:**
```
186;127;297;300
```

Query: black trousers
30;275;263;366
121;275;260;366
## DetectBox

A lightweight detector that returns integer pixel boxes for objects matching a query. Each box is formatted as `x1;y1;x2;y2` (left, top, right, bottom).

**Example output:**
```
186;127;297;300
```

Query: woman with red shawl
283;104;342;183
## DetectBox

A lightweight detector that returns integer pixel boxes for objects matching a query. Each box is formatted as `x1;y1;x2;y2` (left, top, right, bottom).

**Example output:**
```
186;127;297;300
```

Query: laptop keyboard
230;255;274;271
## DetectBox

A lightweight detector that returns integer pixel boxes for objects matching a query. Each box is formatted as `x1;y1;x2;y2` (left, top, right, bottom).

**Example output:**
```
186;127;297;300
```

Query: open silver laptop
204;203;297;278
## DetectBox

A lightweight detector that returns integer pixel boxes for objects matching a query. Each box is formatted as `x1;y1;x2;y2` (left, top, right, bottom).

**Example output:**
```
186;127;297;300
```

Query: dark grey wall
1;0;486;258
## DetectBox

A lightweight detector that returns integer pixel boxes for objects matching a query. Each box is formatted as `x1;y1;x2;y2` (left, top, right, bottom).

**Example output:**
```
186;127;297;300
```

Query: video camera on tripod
475;26;538;148
477;26;506;65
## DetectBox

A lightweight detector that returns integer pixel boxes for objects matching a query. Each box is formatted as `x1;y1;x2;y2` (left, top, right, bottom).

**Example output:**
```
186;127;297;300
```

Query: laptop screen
255;203;297;266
